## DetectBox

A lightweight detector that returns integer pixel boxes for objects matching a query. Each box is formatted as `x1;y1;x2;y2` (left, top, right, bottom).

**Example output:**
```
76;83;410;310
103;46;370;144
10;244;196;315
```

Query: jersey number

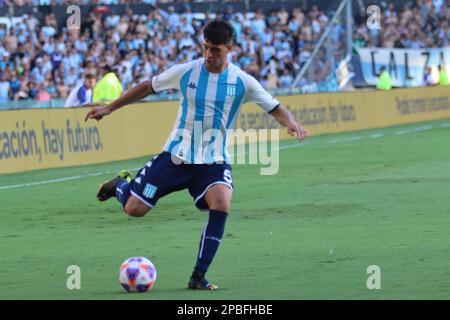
224;169;233;184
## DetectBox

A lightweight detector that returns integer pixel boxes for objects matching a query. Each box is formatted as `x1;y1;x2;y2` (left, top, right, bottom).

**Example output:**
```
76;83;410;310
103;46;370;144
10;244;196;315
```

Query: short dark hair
101;64;114;73
203;19;234;45
85;74;96;80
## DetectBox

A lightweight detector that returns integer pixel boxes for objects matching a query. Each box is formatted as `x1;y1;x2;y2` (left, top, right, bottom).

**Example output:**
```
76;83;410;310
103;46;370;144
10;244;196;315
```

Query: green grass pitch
1;118;450;300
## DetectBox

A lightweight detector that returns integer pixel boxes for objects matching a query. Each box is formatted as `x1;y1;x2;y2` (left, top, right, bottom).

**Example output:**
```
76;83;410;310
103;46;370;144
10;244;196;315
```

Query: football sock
193;209;228;277
115;179;131;209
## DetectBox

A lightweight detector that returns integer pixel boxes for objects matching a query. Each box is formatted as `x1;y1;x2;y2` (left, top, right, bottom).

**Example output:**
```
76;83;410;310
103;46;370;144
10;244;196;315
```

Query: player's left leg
187;166;234;290
204;184;232;212
97;170;147;217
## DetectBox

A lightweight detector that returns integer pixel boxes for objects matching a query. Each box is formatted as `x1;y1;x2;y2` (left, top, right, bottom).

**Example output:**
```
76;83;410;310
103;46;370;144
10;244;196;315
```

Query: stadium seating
0;0;448;102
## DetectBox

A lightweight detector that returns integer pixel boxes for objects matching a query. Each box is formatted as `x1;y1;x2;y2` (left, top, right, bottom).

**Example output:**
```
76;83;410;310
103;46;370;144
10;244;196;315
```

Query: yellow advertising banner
1;86;449;174
0;101;178;174
236;86;450;139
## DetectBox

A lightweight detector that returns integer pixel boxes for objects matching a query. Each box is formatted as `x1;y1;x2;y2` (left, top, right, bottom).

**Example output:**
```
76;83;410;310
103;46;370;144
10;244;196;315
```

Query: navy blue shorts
129;152;234;210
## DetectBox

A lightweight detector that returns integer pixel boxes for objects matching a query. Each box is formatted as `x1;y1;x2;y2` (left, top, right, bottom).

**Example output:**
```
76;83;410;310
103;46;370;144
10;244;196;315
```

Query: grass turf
1;118;450;300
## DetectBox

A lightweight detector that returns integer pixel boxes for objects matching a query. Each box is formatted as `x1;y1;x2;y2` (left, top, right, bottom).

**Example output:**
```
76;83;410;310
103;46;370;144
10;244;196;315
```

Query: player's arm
269;105;309;141
243;73;309;142
85;62;188;122
85;80;154;122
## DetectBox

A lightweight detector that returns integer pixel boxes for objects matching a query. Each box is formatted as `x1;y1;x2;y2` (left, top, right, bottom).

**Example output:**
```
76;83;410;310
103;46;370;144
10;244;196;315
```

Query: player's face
85;78;96;89
203;40;231;72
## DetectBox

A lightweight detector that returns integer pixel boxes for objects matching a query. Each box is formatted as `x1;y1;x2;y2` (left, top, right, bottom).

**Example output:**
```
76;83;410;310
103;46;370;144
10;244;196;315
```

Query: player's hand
287;122;309;142
84;103;111;122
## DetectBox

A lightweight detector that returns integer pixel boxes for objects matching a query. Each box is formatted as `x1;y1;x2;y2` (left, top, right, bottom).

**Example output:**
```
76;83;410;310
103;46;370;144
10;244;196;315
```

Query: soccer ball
119;257;157;293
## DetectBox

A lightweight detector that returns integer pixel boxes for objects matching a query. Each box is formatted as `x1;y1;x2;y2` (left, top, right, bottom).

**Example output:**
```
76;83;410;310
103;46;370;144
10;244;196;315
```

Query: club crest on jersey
226;84;236;96
188;82;197;90
143;183;157;199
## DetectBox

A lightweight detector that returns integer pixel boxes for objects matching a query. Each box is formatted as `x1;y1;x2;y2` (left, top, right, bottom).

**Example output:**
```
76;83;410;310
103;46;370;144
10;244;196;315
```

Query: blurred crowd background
0;0;448;102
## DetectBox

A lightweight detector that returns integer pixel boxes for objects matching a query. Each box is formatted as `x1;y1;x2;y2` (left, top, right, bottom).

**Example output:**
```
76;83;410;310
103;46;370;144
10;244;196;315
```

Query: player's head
202;19;234;72
84;74;96;89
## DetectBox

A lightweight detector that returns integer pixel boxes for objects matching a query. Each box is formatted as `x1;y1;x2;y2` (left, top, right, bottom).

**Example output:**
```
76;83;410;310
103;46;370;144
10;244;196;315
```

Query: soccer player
85;20;309;290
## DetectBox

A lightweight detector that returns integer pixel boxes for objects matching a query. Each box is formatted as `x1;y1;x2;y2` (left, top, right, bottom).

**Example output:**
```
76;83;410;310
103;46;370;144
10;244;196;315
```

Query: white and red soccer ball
119;257;157;293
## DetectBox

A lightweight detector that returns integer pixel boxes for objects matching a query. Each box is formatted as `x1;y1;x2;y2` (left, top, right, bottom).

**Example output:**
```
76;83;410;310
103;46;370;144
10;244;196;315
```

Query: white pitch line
413;125;433;132
277;141;310;150
0;168;141;191
440;123;450;128
327;139;341;144
394;125;433;135
0;172;105;190
370;133;384;138
394;129;413;135
348;136;363;141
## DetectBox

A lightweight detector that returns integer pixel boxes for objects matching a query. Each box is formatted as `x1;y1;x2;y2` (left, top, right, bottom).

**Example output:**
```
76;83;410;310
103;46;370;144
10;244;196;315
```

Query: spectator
423;66;437;86
4;28;18;52
65;67;79;89
92;64;123;104
279;69;294;88
51;49;64;71
167;5;180;32
36;83;50;101
438;64;449;86
0;74;10;101
14;81;29;100
31;57;46;83
267;72;280;89
56;78;69;99
27;81;38;99
9;72;21;97
261;41;275;64
231;15;243;45
251;10;267;39
376;66;392;90
64;74;96;108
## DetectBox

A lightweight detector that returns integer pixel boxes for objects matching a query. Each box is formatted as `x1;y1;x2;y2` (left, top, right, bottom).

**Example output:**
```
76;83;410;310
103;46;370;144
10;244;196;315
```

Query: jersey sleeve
242;73;280;113
151;63;190;93
77;85;86;104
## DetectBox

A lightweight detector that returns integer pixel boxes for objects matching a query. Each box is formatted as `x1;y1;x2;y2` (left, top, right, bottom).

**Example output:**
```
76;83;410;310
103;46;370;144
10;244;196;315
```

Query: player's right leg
97;170;133;203
124;195;151;217
96;152;191;217
97;170;151;217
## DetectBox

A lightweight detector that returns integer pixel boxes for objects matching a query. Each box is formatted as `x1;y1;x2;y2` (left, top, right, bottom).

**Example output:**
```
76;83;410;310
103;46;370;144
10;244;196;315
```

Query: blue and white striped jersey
152;58;280;164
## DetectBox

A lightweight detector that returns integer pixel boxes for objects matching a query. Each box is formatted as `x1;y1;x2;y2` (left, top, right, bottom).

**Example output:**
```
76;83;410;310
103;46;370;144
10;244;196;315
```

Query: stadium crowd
353;0;450;49
0;1;224;6
0;1;448;102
